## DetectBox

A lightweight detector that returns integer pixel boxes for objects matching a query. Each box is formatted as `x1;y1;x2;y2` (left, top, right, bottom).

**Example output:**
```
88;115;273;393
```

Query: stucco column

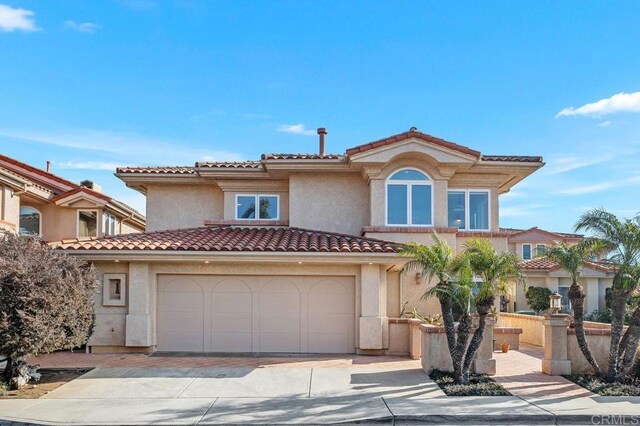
542;314;571;375
545;277;559;293
358;264;388;350
433;179;448;228
472;314;496;375
0;186;19;232
585;278;600;315
408;318;423;360
126;262;153;347
369;178;385;227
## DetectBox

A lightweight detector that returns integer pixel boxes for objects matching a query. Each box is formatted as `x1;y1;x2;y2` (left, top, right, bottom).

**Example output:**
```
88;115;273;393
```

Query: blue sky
1;1;639;232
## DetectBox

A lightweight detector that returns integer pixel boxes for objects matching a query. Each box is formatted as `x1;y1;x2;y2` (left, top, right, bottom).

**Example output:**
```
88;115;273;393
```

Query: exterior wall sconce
550;291;562;314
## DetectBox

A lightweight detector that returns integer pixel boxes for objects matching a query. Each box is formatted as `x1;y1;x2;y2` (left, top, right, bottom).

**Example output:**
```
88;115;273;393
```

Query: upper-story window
236;194;279;220
522;243;532;260
386;169;433;226
78;210;98;237
536;244;547;256
19;206;41;235
104;212;118;236
447;190;490;231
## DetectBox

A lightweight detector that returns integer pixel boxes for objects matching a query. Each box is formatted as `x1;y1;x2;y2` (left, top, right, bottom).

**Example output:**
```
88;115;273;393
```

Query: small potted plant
500;341;510;353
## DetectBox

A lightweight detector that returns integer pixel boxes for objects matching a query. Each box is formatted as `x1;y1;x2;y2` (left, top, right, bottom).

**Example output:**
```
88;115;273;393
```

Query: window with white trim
235;194;279;220
447;190;490;231
522;243;532;260
19;206;41;235
386;169;433;226
103;212;118;236
78;210;98;237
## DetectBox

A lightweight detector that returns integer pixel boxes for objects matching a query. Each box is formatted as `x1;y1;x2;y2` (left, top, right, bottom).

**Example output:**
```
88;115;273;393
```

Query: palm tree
575;208;640;382
542;240;604;377
399;235;471;383
462;238;524;383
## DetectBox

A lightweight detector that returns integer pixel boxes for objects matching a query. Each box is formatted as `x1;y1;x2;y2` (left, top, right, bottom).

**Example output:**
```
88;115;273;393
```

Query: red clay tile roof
0;154;77;192
261;154;343;160
116;166;196;174
481;155;544;163
522;258;615;273
196;161;262;169
51;186;112;203
345;130;482;158
53;226;399;253
504;227;584;240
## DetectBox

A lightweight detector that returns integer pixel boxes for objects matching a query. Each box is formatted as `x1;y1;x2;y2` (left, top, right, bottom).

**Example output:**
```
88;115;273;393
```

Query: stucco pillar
0;186;19;232
472;314;496;375
358;264;388;350
433;179;448;228
542;314;571;375
585;278;600;315
545;277;559;293
408;318;423;360
126;262;153;347
369;178;385;227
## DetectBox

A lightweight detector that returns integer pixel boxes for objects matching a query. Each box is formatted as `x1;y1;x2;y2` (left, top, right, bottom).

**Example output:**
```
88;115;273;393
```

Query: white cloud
545;154;613;175
0;4;39;32
558;175;640;195
277;124;315;136
599;120;612;127
0;127;244;165
556;91;640;118
56;161;121;171
65;20;101;33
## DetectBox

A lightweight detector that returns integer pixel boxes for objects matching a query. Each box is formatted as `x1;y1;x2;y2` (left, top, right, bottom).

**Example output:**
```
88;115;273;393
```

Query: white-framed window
19;206;42;236
78;210;99;237
386;168;433;226
235;194;279;220
447;189;490;231
522;243;532;260
103;212;118;236
536;244;547;256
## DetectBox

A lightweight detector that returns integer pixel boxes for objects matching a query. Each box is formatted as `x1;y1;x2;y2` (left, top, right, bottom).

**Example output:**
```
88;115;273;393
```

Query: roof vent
317;127;327;156
80;179;102;193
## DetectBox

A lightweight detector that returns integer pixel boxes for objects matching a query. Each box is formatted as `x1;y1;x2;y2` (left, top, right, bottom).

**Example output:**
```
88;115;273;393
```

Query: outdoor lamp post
549;292;562;314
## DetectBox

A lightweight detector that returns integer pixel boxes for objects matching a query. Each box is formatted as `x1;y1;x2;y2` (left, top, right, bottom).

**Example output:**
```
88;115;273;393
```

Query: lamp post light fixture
550;291;562;314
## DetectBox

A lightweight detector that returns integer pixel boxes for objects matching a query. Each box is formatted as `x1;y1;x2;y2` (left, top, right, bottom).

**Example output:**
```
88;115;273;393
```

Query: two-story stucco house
0;154;145;240
54;129;612;355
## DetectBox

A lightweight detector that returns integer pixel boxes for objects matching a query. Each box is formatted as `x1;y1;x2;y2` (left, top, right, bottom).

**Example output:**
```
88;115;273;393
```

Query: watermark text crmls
592;415;640;425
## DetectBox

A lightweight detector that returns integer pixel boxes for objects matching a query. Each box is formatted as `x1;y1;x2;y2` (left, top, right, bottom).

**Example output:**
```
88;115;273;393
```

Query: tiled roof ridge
481;155;544;163
0;154;78;191
261;153;343;160
116;165;195;174
508;226;584;239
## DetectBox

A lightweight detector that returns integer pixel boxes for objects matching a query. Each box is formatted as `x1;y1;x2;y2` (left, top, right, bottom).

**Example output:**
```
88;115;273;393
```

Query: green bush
524;286;552;314
565;375;640;396
585;309;632;325
429;369;511;396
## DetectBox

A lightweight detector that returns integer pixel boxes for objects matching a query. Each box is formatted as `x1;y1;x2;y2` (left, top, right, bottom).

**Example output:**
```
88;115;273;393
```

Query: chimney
317;127;327;156
46;161;51;173
80;179;102;193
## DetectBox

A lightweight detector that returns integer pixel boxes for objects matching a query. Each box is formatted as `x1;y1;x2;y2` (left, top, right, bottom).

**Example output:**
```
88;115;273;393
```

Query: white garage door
157;275;356;353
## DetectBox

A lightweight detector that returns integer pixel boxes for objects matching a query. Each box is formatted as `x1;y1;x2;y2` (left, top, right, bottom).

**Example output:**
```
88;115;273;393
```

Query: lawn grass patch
565;375;640;396
429;369;511;396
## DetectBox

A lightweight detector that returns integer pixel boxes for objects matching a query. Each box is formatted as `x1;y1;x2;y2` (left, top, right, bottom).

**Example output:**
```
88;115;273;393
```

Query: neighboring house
0;154;145;241
500;227;614;314
53;128;610;355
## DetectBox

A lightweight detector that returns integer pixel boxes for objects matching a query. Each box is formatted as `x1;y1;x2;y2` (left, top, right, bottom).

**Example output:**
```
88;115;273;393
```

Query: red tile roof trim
116;166;195;174
196;161;262;169
261;153;343;160
53;226;399;254
345;130;482;158
481;155;544;163
0;154;77;191
522;258;615;273
51;186;112;203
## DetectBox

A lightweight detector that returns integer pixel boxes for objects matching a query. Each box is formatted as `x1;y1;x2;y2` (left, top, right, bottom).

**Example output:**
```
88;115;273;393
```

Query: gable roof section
53;226;398;253
506;227;583;241
345;130;482;158
0;154;76;193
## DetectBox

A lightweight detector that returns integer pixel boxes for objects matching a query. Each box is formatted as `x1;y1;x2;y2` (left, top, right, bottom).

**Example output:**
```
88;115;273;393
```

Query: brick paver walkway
494;343;595;398
27;351;421;370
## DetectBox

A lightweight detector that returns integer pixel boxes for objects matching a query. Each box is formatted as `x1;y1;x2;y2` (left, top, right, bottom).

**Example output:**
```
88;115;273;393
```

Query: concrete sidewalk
1;366;639;424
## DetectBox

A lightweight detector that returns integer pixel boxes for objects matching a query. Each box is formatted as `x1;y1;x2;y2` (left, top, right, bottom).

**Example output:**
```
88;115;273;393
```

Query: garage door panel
307;314;351;333
212;332;252;352
157;275;355;354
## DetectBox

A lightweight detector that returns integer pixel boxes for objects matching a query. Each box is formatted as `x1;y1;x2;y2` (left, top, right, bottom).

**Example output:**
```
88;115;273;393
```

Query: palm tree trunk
606;286;630;382
461;312;487;384
620;305;640;376
453;313;472;383
438;295;456;362
568;282;603;377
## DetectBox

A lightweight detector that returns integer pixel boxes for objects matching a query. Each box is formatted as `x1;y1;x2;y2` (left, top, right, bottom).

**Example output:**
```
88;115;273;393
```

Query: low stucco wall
387;318;409;356
494;327;522;350
567;329;613;374
420;325;454;372
497;313;544;346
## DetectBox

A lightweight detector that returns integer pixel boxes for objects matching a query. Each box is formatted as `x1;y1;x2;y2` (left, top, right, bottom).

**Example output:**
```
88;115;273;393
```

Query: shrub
429;369;511;396
0;233;98;389
525;286;552;314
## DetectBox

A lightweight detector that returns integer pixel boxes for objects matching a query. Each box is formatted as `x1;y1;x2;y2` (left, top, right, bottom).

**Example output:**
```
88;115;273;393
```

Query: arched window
19;206;41;235
386;168;433;226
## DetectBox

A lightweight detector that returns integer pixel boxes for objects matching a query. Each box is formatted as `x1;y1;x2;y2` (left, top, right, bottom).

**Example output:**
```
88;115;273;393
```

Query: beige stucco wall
567;332;611;374
289;173;369;235
0;185;20;231
146;184;223;231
